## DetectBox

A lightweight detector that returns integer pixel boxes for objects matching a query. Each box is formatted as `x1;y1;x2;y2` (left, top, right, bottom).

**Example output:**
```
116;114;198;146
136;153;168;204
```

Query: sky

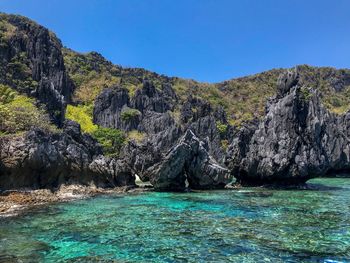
0;0;349;83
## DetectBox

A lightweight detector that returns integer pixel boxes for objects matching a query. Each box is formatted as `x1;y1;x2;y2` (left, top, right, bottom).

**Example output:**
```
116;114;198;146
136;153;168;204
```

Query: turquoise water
0;178;350;263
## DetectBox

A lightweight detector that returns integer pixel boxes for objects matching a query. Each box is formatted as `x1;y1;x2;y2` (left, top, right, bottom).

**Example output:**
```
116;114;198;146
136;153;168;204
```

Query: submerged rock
225;68;350;186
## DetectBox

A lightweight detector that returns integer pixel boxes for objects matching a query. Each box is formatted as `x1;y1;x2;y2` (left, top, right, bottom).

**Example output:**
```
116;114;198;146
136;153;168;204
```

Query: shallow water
0;178;349;263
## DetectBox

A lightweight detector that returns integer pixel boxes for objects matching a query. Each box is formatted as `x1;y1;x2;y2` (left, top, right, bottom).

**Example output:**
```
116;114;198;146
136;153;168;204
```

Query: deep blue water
0;178;350;262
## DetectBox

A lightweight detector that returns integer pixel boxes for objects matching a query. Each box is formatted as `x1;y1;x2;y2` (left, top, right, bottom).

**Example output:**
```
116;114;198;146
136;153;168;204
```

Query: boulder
146;130;232;191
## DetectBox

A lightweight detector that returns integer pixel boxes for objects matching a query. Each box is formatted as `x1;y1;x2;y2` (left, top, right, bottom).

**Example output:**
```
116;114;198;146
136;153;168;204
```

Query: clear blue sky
1;0;349;82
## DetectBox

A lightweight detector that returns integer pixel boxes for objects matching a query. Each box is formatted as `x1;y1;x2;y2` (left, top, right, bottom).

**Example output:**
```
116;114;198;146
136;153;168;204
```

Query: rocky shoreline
1;13;350;195
0;184;151;217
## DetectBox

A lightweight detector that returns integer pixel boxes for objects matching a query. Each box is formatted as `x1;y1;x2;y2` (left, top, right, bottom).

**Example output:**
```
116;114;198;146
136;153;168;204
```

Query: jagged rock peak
276;67;300;98
225;69;350;186
0;13;75;126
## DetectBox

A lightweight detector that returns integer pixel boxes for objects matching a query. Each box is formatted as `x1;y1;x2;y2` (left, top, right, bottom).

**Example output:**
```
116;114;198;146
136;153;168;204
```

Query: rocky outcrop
181;96;227;162
0;121;135;190
146;130;232;191
0;14;74;126
93;87;139;130
225;69;350;186
93;80;177;132
131;81;176;113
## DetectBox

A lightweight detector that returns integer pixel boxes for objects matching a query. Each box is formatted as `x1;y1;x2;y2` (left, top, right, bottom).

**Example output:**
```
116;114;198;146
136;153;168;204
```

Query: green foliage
121;108;141;121
63;47;350;126
0;87;55;134
65;104;97;133
0;84;16;103
296;65;350;114
0;17;16;41
300;87;313;101
216;121;228;138
323;86;350;114
2;51;37;92
65;103;126;155
62;48;171;105
221;139;229;151
127;130;145;143
92;127;126;156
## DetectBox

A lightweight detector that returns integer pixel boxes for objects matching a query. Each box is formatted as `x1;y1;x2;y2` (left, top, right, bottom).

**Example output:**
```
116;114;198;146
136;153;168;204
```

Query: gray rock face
131;80;175;113
93;80;177;132
0;14;74;126
146;130;232;191
89;157;135;187
93;80;230;177
276;68;300;98
225;69;350;186
93;87;140;130
189;115;224;163
118;141;163;182
181;96;227;163
0;121;135;190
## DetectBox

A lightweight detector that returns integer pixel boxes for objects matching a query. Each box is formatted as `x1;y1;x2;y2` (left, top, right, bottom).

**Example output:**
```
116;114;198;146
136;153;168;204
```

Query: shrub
72;72;120;104
0;19;16;39
0;84;16;103
121;108;141;121
65;104;126;155
127;130;145;143
216;121;228;138
65;104;97;133
221;139;229;151
0;87;55;134
300;87;313;101
92;127;126;156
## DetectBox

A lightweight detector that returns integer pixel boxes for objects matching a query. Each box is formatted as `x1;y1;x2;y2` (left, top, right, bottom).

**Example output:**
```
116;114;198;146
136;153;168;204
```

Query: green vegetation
300;87;313;101
2;15;350;134
65;104;126;156
221;139;229;151
6;52;38;91
0;85;55;135
62;48;350;126
62;48;170;105
127;130;145;143
121;108;141;121
296;65;350;114
92;127;126;156
323;86;350;114
0;16;16;43
0;16;39;92
65;104;97;133
0;84;16;103
216;121;228;138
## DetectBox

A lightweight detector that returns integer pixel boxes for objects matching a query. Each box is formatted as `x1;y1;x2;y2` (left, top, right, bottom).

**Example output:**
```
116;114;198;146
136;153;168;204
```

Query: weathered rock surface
146;130;232;191
181;95;227;163
0;121;135;190
93;80;178;132
0;14;74;126
226;69;350;185
93;87;139;130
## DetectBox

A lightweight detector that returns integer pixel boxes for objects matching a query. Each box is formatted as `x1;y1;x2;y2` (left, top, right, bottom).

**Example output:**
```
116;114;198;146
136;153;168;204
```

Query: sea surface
0;178;349;263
